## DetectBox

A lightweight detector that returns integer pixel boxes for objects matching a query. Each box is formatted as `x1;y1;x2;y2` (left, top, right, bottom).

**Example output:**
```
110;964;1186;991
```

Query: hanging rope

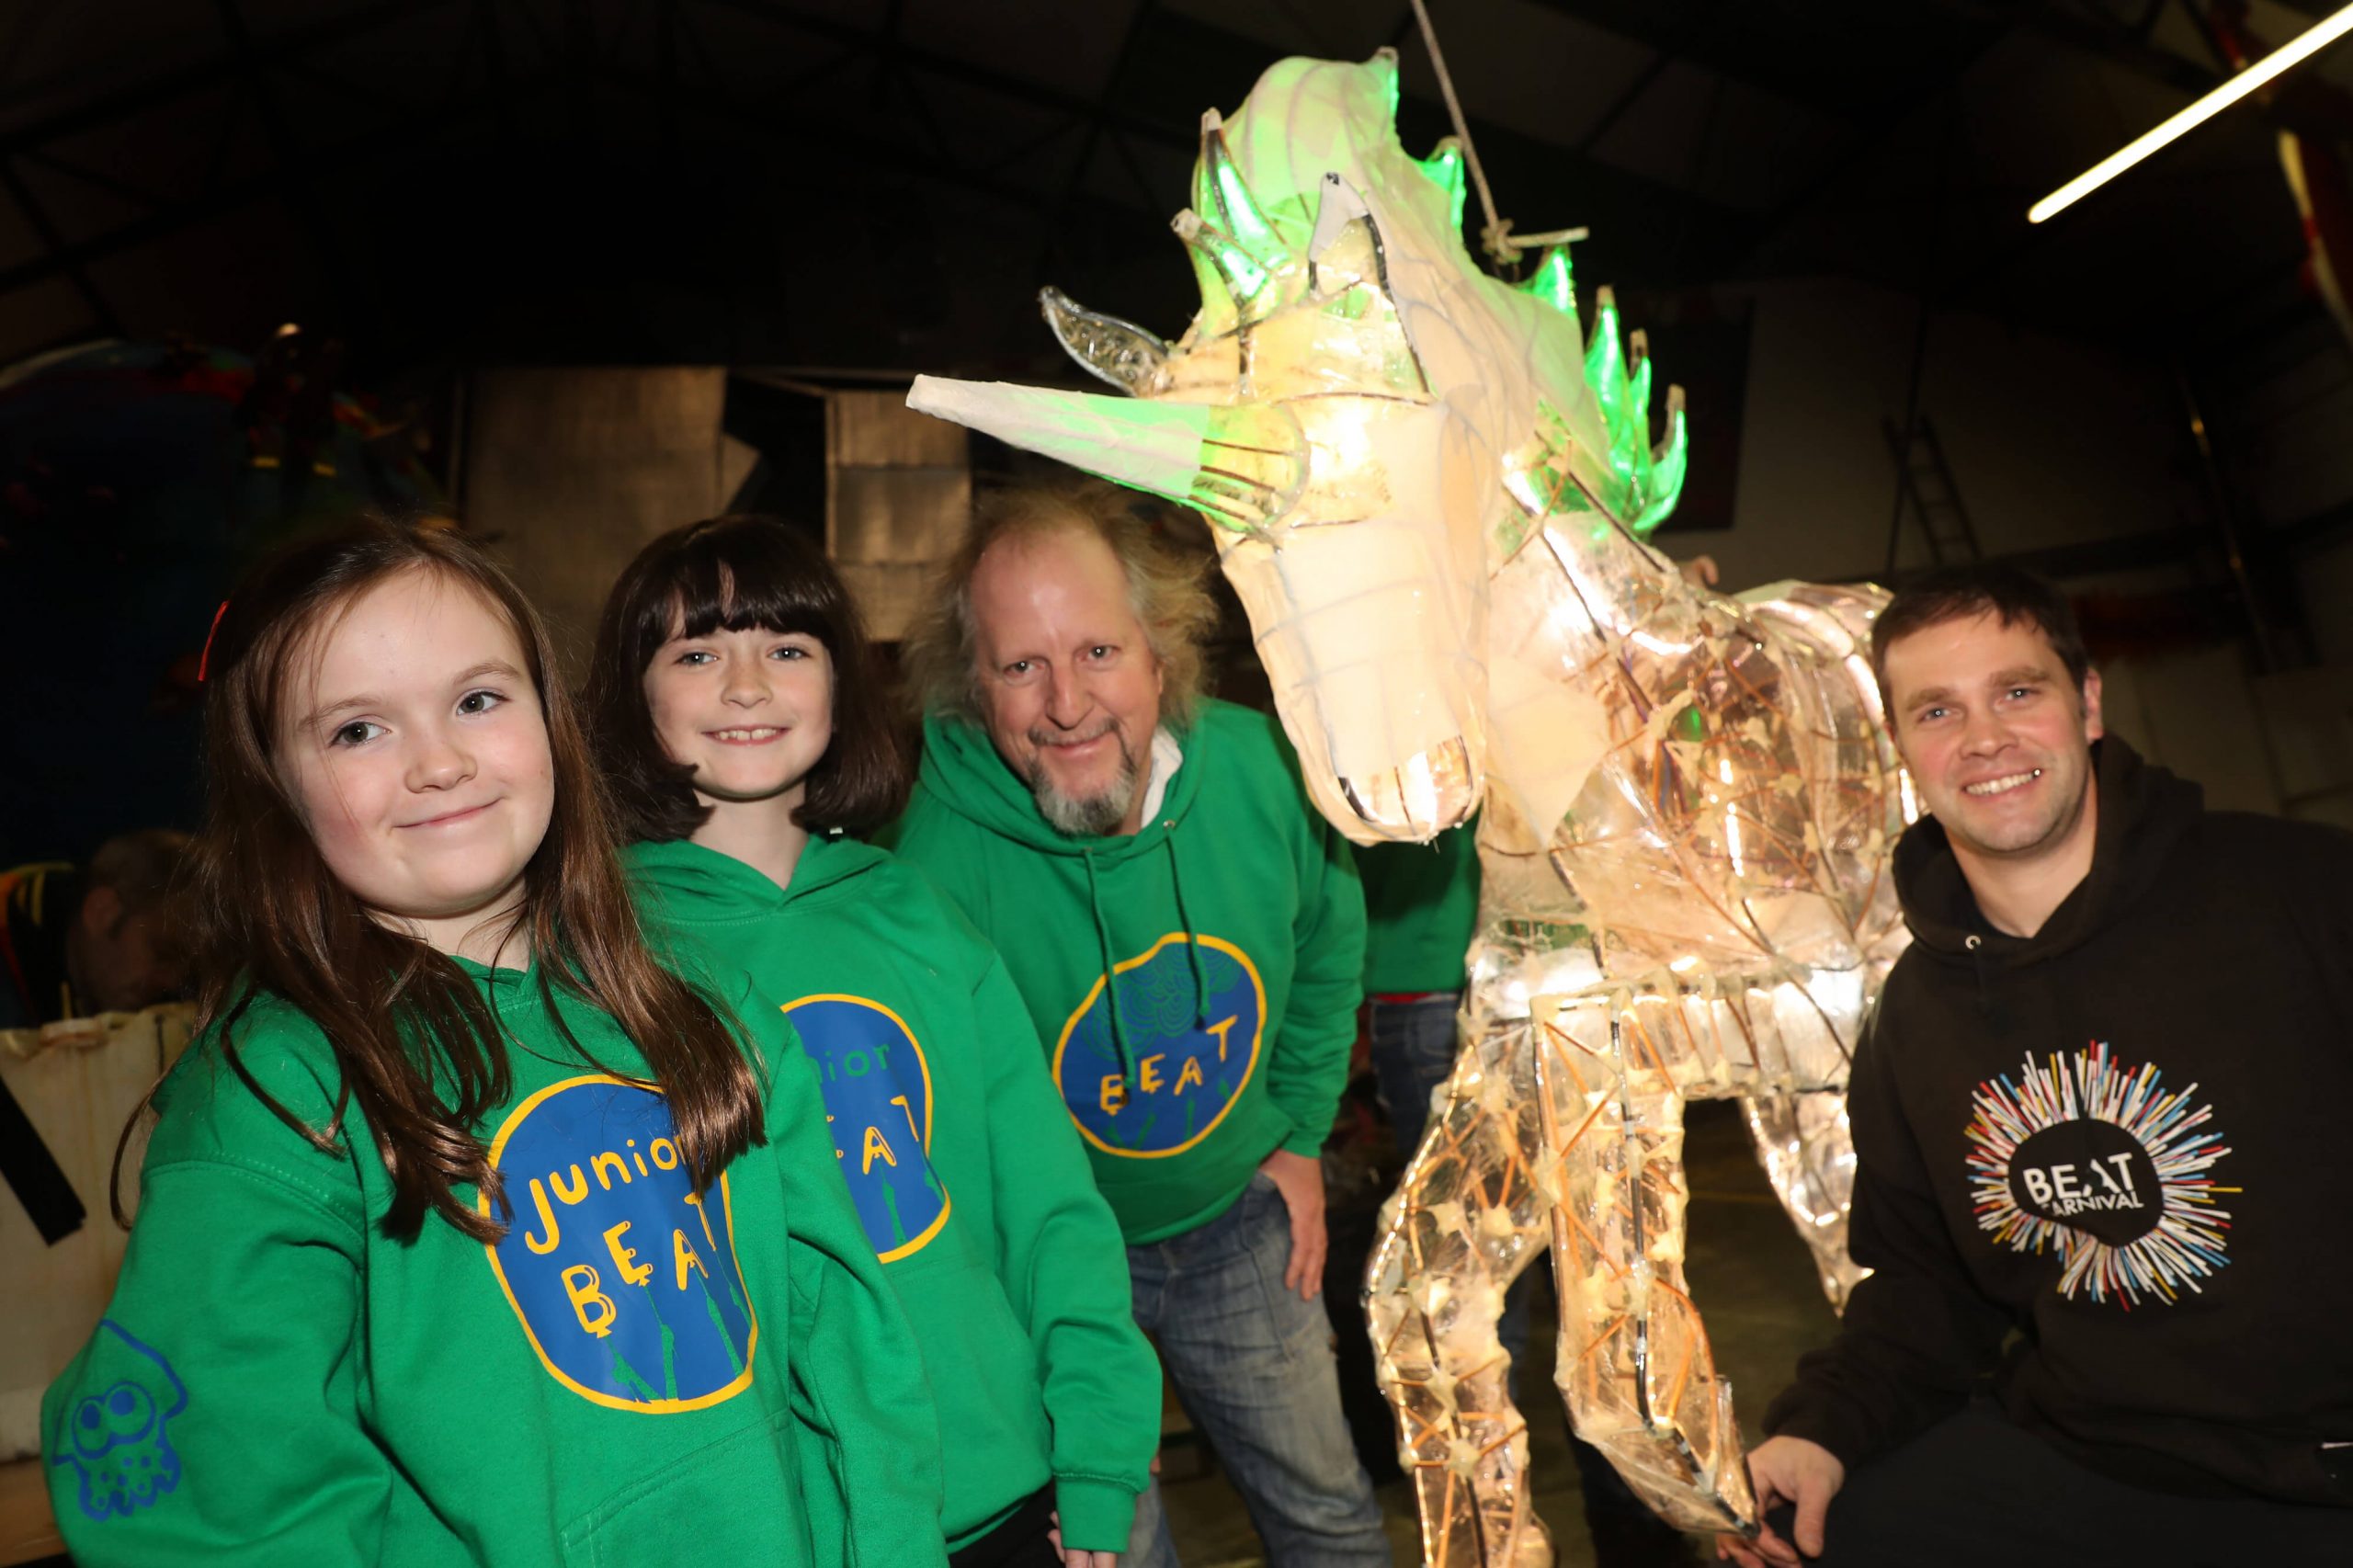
1407;0;1586;267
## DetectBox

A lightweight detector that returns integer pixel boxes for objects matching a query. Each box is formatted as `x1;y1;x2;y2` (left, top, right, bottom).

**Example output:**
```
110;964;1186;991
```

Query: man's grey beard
1025;729;1144;837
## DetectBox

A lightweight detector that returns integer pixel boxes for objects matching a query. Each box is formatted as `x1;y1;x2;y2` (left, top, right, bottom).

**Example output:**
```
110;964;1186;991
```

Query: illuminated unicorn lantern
909;50;1912;1561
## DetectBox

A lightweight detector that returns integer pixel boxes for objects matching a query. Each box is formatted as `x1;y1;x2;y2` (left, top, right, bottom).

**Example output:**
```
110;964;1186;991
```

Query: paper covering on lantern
910;51;1912;1559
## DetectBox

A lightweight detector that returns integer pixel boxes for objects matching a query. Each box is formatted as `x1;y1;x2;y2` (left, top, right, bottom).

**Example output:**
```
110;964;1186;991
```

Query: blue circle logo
481;1077;756;1413
783;995;951;1262
1053;934;1265;1157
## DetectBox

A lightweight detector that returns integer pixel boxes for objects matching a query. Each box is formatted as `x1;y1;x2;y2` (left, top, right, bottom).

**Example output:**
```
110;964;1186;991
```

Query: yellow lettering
1204;1015;1240;1062
591;1151;631;1191
602;1221;653;1287
1175;1057;1204;1095
524;1177;562;1254
672;1228;709;1290
649;1138;679;1171
861;1124;897;1174
683;1189;720;1252
1099;1074;1127;1117
631;1145;648;1177
890;1093;920;1142
1138;1053;1165;1094
563;1266;616;1337
550;1164;587;1205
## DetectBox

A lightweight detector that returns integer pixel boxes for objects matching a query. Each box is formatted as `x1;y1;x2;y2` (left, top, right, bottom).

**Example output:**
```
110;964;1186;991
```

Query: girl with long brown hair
42;520;946;1568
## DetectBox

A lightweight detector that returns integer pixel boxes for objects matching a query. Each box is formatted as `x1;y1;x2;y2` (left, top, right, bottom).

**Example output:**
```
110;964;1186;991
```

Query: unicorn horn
906;375;1303;536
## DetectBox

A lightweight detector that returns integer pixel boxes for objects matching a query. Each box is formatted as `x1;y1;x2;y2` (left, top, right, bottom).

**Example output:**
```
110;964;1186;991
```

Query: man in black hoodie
1721;566;2353;1568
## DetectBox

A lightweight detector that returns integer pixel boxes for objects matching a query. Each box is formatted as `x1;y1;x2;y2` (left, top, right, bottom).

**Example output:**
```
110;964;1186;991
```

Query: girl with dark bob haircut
589;515;905;844
588;514;1164;1565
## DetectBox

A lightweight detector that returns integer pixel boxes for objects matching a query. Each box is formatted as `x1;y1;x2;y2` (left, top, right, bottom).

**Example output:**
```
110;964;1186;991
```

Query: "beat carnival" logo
1964;1040;2236;1307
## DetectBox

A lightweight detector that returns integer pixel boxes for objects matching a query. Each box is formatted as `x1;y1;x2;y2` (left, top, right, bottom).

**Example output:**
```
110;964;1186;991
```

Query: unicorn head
910;50;1686;845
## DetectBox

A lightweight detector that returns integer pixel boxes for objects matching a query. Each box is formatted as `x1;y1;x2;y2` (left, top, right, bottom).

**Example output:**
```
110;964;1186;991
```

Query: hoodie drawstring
1084;835;1210;1088
1965;931;2001;1025
1082;847;1140;1085
1166;835;1209;1029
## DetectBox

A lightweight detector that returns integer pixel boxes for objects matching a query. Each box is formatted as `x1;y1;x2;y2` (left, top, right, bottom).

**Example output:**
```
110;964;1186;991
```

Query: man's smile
1963;768;2042;798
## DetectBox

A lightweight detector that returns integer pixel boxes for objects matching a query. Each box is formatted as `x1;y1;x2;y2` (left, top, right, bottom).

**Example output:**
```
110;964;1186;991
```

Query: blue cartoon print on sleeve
1053;933;1266;1157
51;1319;188;1521
481;1076;758;1413
784;995;950;1262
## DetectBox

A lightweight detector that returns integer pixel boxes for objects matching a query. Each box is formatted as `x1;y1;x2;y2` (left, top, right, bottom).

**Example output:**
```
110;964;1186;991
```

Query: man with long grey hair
892;482;1392;1567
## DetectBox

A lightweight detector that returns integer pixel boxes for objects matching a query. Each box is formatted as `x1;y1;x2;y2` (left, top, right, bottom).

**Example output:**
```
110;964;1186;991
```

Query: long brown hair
588;515;906;843
149;521;763;1243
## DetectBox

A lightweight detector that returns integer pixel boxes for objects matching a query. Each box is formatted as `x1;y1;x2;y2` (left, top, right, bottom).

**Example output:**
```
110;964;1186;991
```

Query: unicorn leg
1741;1086;1868;1312
1537;994;1758;1536
1368;1012;1554;1568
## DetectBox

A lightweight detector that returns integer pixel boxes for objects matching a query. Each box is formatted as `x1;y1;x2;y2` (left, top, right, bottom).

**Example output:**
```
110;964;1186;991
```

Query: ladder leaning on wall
1882;415;1983;568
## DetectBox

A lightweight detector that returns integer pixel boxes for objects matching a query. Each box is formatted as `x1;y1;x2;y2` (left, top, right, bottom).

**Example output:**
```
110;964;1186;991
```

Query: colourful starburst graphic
1965;1041;2235;1308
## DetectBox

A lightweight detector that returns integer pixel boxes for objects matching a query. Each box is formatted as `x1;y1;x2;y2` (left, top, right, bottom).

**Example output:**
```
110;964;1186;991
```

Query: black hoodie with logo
1764;737;2353;1507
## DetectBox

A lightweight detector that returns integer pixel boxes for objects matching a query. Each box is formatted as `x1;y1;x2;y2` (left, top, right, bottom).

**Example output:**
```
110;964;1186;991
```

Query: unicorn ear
1308;174;1370;261
1194;109;1290;278
1040;288;1168;395
1304;175;1385;295
1173;110;1302;331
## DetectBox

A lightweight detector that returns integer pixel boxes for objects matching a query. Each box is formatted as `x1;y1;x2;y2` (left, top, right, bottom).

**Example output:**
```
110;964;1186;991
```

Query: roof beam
1519;0;1991;122
0;0;453;158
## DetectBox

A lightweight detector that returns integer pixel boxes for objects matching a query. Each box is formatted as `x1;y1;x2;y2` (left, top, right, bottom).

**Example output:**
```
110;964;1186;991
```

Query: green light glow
1586;294;1627;422
1179;212;1275;322
1022;52;1694;546
1518;245;1576;319
1626;347;1655;502
1199;125;1290;279
1415;142;1468;234
1586;294;1641;514
1633;403;1688;537
1181;230;1239;337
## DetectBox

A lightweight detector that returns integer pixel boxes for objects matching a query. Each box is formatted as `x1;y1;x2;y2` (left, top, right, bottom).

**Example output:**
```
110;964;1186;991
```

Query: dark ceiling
0;0;2346;389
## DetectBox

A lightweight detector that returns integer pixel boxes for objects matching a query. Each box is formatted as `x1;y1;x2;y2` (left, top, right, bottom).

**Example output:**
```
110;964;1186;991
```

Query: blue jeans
1123;1172;1392;1568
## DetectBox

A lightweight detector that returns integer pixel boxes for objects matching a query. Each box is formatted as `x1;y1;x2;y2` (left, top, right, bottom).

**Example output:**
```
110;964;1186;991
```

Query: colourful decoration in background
2207;2;2353;357
0;334;442;858
910;50;1915;1559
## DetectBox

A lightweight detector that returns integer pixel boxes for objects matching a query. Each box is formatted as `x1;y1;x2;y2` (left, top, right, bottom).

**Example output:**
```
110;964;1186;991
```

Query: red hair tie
197;600;230;683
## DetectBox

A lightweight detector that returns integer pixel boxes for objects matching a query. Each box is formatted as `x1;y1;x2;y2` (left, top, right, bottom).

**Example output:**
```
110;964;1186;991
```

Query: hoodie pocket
559;1407;807;1568
895;1255;1053;1534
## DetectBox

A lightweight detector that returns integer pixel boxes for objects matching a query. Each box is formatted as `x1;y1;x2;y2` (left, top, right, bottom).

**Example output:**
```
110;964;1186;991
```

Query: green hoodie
1355;816;1481;994
624;835;1160;1553
886;699;1367;1245
42;963;946;1568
